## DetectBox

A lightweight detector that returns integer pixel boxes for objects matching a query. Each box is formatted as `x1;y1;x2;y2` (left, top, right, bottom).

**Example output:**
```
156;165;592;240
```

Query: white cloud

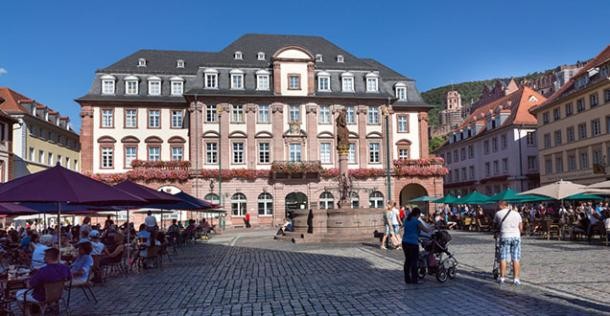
0;68;7;76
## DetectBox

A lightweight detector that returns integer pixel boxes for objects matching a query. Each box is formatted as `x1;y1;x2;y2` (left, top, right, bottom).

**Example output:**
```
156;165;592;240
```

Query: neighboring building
468;79;520;114
77;34;446;227
436;86;546;196
520;62;586;97
0;88;80;177
433;90;468;137
0;110;16;182
530;45;610;185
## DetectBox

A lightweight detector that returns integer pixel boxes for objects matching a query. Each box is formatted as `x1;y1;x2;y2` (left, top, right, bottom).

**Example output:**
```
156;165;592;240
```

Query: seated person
31;234;54;269
89;230;105;256
101;233;125;265
200;219;212;236
71;242;94;286
16;248;71;307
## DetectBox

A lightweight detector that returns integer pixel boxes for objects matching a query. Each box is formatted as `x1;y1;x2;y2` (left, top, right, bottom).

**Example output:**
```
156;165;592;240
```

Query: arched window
320;192;334;209
231;193;247;216
258;193;273;216
369;191;384;209
350;192;359;209
204;193;220;205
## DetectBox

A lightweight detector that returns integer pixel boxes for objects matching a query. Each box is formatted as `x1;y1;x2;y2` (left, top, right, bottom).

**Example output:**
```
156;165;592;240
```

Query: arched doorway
399;183;428;209
285;192;308;218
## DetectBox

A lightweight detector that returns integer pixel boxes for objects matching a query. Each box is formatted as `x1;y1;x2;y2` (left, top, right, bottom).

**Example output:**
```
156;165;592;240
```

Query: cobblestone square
63;230;610;315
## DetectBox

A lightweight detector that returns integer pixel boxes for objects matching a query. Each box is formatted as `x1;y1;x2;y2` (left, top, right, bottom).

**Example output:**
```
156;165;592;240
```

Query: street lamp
217;105;223;207
382;103;392;201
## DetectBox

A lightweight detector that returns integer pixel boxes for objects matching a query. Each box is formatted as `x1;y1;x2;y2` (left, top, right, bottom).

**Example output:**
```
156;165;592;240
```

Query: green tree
429;136;446;153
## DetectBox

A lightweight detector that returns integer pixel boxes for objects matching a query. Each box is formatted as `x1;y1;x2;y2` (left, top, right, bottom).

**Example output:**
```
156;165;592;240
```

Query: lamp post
217;105;223;207
382;104;392;202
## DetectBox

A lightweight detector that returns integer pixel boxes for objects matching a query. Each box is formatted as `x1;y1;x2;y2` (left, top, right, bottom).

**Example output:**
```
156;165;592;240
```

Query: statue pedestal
290;207;384;243
337;148;350;208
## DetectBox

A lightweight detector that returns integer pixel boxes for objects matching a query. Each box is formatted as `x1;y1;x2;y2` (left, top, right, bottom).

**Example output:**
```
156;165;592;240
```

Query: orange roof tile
0;87;31;113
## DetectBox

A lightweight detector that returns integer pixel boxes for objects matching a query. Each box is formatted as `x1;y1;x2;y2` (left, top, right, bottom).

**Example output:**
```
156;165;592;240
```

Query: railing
271;161;322;174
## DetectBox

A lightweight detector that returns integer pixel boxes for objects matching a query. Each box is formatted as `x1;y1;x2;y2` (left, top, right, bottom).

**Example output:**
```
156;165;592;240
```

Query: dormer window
336;55;344;63
365;73;379;92
395;82;407;101
138;58;147;67
170;76;184;95
317;71;331;92
100;75;116;95
315;54;323;62
176;59;185;68
234;51;243;60
124;75;139;95
204;69;218;89
230;69;244;89
257;52;265;60
256;70;270;90
341;72;354;92
147;76;162;96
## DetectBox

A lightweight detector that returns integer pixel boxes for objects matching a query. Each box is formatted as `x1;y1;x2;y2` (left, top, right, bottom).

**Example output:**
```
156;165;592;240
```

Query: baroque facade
77;34;446;227
530;45;610;185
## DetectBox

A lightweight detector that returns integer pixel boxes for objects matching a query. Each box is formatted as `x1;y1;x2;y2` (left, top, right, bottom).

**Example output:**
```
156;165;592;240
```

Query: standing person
398;206;406;222
391;202;402;249
401;207;434;284
244;212;251;228
307;209;314;234
80;216;92;237
144;211;157;231
493;200;523;286
380;203;394;249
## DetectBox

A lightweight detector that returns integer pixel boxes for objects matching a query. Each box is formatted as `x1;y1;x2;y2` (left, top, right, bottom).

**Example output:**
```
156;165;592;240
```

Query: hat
89;230;100;238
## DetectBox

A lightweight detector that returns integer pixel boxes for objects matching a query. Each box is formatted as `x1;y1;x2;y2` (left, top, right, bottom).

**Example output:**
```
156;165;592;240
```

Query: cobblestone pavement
65;230;610;315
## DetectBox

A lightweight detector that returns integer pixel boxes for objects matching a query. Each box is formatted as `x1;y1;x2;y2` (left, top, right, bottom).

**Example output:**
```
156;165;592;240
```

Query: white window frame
395;83;407;101
148;77;161;96
341;73;354;92
348;143;356;164
101;75;116;95
171;146;184;161
100;148;112;168
148;110;160;128
258;104;270;123
318;72;331;92
256;70;270;90
258;193;273;216
365;73;379;92
125;109;137;128
231;193;247;216
320;192;335;209
206;105;217;123
398;148;409;159
257;52;265;60
148;146;161;161
289;143;302;162
101;109;113;128
318;106;331;124
125;76;139;95
231;105;244;123
206;142;218;164
320;143;332;164
171;110;183;128
170;77;184;96
289;105;300;123
125;146;137;168
369;191;384;208
232;142;245;164
346;106;356;125
397;115;408;132
368;106;380;125
204;70;218;89
230;70;244;90
369;143;380;163
258;142;270;164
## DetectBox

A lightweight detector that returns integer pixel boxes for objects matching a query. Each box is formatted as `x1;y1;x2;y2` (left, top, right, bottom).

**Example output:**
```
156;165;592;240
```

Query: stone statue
336;109;349;151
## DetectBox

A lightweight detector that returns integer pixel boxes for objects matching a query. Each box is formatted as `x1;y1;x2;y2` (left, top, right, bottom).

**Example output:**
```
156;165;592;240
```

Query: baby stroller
418;230;458;282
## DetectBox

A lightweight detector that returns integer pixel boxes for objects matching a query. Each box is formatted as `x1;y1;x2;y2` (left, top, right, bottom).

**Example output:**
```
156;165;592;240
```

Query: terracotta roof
0;87;31;113
532;44;610;112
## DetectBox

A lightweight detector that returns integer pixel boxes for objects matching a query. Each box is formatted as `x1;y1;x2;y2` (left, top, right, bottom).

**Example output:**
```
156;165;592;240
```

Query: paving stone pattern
66;230;610;315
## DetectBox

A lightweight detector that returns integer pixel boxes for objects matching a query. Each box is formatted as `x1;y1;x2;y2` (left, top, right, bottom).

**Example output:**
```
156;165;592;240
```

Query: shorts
384;225;392;235
499;237;521;261
393;224;400;235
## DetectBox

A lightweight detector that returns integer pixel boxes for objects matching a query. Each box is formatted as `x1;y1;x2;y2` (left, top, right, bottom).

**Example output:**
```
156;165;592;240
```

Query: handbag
494;210;512;239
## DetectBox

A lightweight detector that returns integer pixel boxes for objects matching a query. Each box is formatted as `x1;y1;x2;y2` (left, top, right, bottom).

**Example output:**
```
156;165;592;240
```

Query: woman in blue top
402;207;434;284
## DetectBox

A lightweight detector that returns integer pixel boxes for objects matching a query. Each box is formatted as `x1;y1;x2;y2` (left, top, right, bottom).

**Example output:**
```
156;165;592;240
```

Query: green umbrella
488;188;520;202
409;195;438;202
433;194;458;204
457;191;491;204
511;194;550;203
564;193;603;201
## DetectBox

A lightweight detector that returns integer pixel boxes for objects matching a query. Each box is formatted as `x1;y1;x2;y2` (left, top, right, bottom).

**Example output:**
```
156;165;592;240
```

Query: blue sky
1;0;609;129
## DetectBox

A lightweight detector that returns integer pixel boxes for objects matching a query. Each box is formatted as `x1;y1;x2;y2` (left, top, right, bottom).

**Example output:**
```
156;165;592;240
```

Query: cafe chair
20;280;69;316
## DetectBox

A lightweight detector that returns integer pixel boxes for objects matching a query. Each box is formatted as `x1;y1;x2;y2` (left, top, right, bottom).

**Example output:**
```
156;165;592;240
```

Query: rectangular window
502;158;508;172
318;76;330;91
206;143;218;164
148;110;160;128
397;115;408;132
491;137;498;152
289;105;300;123
607;116;610;134
565;103;573;117
554;130;562;146
320;143;331;164
469;166;475;180
493;160;499;174
65;157;70;169
258;143;270;164
567;126;575;143
171;81;183;95
543;133;551;149
348;143;356;164
206;105;217;123
542;112;550;124
258;104;270;123
171;110;183;128
468;145;474;159
461;168;466;181
38;150;44;163
553;108;561;121
148;80;161;95
125;109;137;128
101;147;113;168
205;73;218;89
257;75;269;90
527;156;537;170
460;148;466;161
453;150;458;162
590;93;599;107
171;146;184;161
578;123;587;140
101;109;113;128
396;87;407;101
544;157;552;174
593;148;603;166
289;143;302;162
125;146;137;168
366;77;378;92
288;74;300;90
500;134;507;149
368;106;380;124
102;80;115;95
231;105;244;123
125;80;138;95
148;146;161;161
605;89;610;102
398;148;409;159
346;106;356;125
232;142;244;164
57;155;62;166
526;132;535;146
567;154;577;171
454;169;459;182
29;147;34;161
47;152;53;165
369;143;380;163
447;152;452;164
342;76;354;92
591;119;601;136
579;151;589;169
485;162;490;176
576;98;585;112
231;74;244;89
74;160;78;170
319;106;331;124
484;140;489;154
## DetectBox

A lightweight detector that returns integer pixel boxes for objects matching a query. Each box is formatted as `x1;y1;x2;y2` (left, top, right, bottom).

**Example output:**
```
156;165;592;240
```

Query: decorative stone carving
305;104;318;114
271;103;284;113
245;104;257;113
356;105;368;115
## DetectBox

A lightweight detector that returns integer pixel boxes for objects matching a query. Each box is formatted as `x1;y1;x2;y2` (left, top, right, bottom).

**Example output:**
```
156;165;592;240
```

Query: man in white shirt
144;211;157;231
493;200;523;286
31;234;53;269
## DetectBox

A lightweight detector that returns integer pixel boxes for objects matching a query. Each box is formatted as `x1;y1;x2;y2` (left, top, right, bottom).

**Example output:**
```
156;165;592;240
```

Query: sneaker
513;279;521;286
396;246;402;250
380;246;387;249
497;277;506;285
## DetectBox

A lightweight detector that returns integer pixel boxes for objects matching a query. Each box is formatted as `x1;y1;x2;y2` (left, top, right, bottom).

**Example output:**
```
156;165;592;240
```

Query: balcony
271;161;322;179
393;157;448;177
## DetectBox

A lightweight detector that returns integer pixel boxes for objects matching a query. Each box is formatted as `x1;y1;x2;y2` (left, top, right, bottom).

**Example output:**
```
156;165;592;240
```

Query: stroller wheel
492;269;499;280
448;266;457;279
436;267;448;283
417;266;427;279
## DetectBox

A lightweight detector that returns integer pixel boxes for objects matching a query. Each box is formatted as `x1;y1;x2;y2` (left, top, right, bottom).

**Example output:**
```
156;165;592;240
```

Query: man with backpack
494;200;523;286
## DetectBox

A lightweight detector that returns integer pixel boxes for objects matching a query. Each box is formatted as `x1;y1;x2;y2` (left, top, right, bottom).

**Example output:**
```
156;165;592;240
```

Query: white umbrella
587;180;610;189
518;180;585;200
580;188;610;195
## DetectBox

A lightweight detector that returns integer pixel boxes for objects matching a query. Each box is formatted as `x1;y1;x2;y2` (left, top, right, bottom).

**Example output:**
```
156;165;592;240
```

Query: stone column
271;103;284;161
273;62;281;96
381;105;394;170
307;62;315;95
357;105;368;168
219;103;231;168
305;104;318;161
419;111;429;159
188;101;203;171
79;104;94;173
245;104;257;169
